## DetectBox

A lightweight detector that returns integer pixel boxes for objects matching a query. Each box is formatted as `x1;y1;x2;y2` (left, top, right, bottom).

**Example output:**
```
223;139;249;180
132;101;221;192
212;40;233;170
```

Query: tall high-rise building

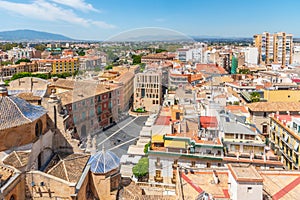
254;32;293;66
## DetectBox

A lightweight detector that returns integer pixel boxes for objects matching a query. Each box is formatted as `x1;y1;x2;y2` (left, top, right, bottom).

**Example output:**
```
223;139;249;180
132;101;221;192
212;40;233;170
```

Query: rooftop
3;151;30;170
228;164;263;183
46;153;90;183
200;116;218;128
181;168;300;200
247;102;300;112
0;96;47;131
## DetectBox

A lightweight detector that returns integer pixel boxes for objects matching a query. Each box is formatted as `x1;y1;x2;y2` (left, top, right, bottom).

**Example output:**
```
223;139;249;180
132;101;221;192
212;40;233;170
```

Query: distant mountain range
0;29;74;41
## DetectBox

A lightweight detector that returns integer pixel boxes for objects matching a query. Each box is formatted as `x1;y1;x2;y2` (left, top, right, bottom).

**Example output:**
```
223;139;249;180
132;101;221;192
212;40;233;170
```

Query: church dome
88;148;120;174
0;95;47;131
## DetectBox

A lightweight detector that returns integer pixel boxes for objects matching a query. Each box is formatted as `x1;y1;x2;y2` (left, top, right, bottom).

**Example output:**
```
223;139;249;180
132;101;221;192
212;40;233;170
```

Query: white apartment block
243;47;258;65
177;46;204;63
7;47;35;60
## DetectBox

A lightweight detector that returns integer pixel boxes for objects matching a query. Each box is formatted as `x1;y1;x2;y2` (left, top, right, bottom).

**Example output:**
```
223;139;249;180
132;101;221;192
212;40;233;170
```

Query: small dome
88;148;120;174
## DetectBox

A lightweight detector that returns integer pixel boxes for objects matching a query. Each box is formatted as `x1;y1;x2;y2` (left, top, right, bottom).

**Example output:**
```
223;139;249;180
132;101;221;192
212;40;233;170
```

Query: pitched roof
16;92;42;101
3;151;30;169
247;102;300;112
0;96;47;131
46;153;90;183
49;79;75;89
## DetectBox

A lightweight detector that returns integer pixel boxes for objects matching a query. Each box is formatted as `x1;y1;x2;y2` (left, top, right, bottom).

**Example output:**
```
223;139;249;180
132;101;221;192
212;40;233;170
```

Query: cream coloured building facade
254;32;293;66
133;69;162;112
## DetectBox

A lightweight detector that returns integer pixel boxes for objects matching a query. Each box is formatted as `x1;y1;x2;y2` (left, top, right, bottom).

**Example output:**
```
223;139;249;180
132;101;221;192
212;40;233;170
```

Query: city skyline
0;0;299;40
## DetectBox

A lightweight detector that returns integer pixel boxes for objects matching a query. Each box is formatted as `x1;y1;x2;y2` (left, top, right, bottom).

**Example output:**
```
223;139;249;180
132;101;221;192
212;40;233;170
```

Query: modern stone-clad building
133;69;162;113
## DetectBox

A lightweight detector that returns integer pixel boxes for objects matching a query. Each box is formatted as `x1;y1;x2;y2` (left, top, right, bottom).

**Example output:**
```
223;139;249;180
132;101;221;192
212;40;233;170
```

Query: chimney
0;76;8;97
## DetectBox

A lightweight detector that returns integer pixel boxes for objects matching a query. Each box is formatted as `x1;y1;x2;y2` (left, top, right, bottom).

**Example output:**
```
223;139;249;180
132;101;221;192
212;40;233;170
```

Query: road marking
108;136;139;151
97;116;137;147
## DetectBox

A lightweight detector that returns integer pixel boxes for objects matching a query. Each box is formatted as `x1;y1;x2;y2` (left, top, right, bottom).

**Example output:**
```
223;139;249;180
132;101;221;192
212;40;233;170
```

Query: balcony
154;176;163;183
155;162;163;169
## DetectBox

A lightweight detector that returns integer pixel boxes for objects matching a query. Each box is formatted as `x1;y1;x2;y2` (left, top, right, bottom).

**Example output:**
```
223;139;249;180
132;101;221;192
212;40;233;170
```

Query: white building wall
244;47;258;65
228;172;263;200
293;46;300;65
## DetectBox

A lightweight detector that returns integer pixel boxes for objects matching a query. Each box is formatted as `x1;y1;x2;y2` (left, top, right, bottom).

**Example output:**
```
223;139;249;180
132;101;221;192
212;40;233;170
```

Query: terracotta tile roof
8;77;48;91
200;116;218;128
17;92;42;101
225;105;248;114
3;151;30;169
155;116;171;125
113;71;134;83
0;96;47;131
49;79;75;89
247;102;300;112
58;83;119;105
46;153;90;183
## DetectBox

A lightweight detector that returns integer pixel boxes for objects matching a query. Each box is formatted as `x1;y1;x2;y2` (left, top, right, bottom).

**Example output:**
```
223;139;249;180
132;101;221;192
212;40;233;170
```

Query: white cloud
50;0;99;12
0;0;115;29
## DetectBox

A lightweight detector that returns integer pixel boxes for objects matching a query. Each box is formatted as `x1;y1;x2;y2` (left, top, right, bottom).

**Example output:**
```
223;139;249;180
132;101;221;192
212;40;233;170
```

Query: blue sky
0;0;299;40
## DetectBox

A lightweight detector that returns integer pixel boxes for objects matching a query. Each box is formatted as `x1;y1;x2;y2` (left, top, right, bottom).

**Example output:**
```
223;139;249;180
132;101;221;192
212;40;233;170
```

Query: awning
152;135;164;143
165;140;186;148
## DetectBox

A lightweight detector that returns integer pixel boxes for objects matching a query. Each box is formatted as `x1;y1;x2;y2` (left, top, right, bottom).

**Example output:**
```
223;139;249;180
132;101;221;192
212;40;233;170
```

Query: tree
34;44;46;51
144;142;150;154
132;157;149;181
15;58;31;64
105;65;113;70
238;68;250;74
132;54;142;65
1;61;13;66
155;49;167;53
77;49;85;56
250;92;260;102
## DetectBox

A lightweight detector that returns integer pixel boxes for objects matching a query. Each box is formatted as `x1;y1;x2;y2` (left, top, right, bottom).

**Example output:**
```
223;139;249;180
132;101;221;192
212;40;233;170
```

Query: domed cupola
88;147;120;174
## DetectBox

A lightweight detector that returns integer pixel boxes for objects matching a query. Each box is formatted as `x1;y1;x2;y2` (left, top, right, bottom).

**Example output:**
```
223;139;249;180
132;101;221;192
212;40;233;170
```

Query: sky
0;0;299;40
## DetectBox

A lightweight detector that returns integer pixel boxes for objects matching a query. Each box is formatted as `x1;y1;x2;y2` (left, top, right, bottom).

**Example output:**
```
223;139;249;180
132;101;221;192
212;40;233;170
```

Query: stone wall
0;114;47;151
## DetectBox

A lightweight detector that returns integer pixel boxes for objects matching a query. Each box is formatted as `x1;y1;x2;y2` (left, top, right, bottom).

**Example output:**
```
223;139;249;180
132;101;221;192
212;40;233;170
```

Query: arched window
9;195;16;200
35;119;43;137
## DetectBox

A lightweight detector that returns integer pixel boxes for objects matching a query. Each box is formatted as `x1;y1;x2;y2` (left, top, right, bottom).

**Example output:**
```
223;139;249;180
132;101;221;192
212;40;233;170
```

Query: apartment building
247;102;300;135
0;62;38;77
7;47;41;60
242;47;259;65
220;114;265;154
269;114;300;170
133;69;162;112
79;55;102;71
37;58;79;74
59;82;120;138
141;52;175;64
254;32;293;66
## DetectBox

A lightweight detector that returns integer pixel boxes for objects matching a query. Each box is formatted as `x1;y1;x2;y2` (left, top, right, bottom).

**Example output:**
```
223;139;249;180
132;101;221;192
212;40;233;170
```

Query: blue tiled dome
88;149;120;174
0;96;47;131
